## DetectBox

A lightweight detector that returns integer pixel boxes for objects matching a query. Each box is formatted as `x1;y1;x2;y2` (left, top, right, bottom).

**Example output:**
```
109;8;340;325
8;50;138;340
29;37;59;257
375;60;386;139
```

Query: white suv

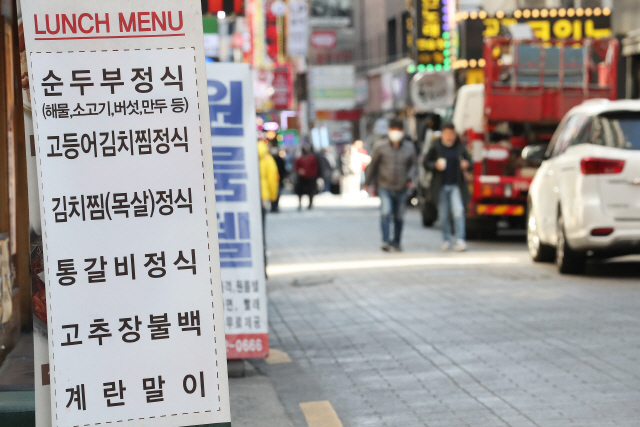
526;99;640;274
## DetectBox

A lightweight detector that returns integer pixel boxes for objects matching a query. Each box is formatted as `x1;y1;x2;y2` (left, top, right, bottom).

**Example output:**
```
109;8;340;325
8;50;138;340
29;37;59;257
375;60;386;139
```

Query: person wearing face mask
364;119;417;252
424;123;471;252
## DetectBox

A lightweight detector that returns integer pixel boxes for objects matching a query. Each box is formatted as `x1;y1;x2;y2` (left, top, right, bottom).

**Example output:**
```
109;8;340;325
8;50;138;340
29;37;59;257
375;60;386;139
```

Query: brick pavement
257;194;640;427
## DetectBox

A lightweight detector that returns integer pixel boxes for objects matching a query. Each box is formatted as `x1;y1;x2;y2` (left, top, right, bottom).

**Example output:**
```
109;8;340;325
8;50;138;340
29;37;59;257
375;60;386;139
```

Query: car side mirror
522;144;548;163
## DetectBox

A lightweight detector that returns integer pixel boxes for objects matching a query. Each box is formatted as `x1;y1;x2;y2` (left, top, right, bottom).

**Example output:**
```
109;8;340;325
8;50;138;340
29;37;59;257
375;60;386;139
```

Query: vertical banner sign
19;1;231;426
207;63;269;360
287;1;309;56
402;10;412;57
415;0;451;71
272;65;294;110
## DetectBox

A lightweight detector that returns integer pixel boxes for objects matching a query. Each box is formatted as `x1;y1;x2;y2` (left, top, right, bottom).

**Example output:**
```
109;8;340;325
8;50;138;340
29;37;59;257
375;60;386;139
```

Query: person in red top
294;145;319;210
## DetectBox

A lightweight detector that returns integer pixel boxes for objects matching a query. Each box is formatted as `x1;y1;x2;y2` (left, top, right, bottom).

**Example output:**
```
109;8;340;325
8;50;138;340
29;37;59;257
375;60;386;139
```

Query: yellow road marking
265;348;292;365
300;401;343;427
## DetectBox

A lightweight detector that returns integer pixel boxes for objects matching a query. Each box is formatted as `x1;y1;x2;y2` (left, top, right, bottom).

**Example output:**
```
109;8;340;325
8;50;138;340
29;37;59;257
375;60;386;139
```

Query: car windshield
599;112;640;150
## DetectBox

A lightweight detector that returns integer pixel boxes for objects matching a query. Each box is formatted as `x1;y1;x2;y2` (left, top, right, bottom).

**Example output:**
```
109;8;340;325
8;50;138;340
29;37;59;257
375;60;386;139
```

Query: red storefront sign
311;30;337;49
315;109;362;121
272;64;293;110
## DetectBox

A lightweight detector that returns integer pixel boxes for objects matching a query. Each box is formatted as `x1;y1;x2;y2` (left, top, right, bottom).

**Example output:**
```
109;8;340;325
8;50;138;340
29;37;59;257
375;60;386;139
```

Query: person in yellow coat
258;139;279;277
258;140;280;207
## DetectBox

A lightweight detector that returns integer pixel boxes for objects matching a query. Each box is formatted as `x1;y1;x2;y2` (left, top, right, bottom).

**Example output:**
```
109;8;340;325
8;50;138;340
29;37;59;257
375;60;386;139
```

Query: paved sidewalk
229;361;294;427
261;195;640;427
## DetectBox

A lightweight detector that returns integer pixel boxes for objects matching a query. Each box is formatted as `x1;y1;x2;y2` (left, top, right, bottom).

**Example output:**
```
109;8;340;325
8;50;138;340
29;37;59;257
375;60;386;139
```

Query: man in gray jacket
364;119;417;251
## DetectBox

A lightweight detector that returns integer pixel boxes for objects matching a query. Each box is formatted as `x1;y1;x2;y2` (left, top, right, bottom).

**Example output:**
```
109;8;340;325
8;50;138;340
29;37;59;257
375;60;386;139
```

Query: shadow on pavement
586;258;640;278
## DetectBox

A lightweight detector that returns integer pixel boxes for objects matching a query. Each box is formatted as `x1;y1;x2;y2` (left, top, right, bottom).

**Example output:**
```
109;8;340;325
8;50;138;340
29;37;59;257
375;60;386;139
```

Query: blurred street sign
288;1;309;56
207;63;270;360
19;0;231;426
308;65;357;115
272;64;294;110
310;30;337;49
279;129;299;147
410;71;455;113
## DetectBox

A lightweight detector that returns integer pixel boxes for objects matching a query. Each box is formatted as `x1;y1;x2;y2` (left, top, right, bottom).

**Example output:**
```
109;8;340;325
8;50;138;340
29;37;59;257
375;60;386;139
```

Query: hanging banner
207;63;269;360
248;0;266;66
272;64;293;110
287;0;309;56
19;0;231;426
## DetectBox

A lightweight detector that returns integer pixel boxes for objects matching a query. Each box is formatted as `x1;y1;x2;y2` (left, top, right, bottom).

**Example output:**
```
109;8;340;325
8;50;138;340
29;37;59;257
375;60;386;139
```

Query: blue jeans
378;188;408;245
438;184;466;243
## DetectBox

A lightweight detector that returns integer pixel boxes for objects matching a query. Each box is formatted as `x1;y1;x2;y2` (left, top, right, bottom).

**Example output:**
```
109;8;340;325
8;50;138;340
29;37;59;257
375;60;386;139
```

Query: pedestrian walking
270;144;288;213
317;147;336;193
364;119;416;252
258;140;280;213
423;123;471;252
294;145;319;210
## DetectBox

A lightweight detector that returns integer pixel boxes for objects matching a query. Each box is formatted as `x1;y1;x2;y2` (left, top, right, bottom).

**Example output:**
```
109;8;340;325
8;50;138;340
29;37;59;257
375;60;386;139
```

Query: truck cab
420;36;619;238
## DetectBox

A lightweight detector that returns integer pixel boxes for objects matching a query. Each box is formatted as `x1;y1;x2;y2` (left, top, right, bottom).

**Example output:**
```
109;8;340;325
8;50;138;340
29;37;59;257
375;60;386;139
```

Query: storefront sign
458;8;612;62
208;63;269;360
402;10;412;57
414;0;451;70
272;64;294;110
381;69;409;112
20;0;230;426
310;30;337;49
279;129;299;147
410;71;455;112
309;0;353;28
309;65;356;114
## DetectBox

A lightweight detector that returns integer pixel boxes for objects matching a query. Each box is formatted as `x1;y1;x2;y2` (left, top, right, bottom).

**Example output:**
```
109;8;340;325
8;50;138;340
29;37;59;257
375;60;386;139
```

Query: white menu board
20;1;230;426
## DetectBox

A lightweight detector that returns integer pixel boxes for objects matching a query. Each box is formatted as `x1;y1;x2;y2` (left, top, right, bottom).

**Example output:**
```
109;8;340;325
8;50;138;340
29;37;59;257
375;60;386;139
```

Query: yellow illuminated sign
482;17;611;40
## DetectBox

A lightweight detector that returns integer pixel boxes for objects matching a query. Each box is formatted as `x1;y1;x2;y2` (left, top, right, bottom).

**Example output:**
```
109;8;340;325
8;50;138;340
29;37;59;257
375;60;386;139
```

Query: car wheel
527;202;555;262
556;212;586;274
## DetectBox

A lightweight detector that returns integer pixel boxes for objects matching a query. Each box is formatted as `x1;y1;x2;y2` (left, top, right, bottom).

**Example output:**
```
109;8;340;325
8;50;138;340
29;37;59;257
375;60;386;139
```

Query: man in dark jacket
365;119;416;252
424;123;471;251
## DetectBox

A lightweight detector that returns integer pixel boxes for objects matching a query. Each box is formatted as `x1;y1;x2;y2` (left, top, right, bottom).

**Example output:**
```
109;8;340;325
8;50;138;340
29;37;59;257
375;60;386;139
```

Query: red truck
438;36;619;238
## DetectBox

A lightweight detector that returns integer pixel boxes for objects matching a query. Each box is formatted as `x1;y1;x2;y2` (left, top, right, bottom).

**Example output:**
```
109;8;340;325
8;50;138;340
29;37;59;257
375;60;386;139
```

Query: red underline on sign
34;33;186;41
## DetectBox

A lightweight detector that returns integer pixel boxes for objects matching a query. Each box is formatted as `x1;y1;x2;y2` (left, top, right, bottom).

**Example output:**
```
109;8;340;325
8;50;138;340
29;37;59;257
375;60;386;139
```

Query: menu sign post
19;1;231;426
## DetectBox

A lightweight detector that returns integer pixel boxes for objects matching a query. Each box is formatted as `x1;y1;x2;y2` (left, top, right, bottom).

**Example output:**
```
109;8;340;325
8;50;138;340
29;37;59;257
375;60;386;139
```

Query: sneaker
441;241;451;252
390;244;402;252
380;242;390;252
454;240;467;252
